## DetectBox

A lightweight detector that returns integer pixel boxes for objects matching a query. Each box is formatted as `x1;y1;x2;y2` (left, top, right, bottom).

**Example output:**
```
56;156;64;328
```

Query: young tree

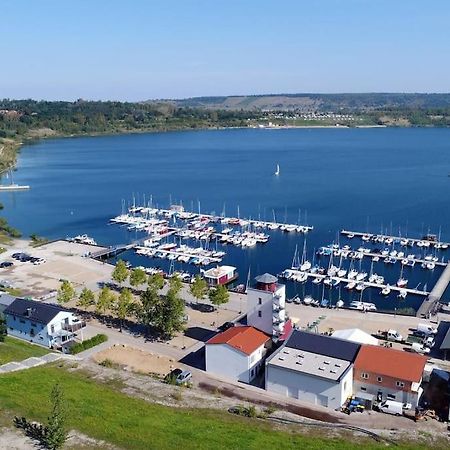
76;287;95;308
189;275;208;303
0;313;6;342
111;259;129;286
168;274;183;296
129;267;147;289
208;285;230;311
115;288;133;332
43;383;67;450
96;287;116;315
57;280;76;305
148;272;165;291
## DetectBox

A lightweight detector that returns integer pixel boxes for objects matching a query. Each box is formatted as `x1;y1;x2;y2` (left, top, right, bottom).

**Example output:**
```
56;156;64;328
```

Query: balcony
61;320;86;333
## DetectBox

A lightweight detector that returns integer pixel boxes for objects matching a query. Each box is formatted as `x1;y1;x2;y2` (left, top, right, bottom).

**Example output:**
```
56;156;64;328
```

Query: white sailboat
274;163;280;176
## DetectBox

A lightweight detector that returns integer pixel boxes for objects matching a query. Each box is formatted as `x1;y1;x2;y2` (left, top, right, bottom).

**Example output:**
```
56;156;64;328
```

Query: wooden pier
341;229;450;247
417;261;450;318
282;269;429;297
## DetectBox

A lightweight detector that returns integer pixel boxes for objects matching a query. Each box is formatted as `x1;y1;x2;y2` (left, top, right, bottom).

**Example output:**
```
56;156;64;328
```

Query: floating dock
417;261;450;317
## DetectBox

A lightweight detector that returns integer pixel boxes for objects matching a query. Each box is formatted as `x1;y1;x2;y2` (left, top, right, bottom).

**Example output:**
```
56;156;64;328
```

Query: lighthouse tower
246;273;286;339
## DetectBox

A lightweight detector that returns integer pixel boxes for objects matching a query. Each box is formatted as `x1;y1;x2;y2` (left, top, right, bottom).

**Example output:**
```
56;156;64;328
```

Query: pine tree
43;383;67;450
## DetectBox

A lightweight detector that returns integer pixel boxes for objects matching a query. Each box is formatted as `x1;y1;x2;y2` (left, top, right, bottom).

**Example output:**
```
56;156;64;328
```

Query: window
13;316;16;321
361;373;369;379
387;394;396;400
19;319;26;324
258;311;262;318
396;381;405;388
258;298;262;305
360;387;367;392
377;376;383;383
343;381;347;391
50;325;55;334
31;322;37;327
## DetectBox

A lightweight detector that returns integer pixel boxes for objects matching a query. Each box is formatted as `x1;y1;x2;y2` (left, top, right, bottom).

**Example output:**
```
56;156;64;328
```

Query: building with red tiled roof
354;345;428;407
206;326;271;383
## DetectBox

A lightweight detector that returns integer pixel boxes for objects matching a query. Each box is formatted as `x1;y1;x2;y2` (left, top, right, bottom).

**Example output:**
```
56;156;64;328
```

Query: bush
70;334;108;354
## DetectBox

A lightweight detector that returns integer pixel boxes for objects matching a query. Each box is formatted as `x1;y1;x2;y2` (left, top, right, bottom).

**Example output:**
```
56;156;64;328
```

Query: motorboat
381;285;391;296
397;278;408;288
348;269;358;280
349;301;377;312
345;281;356;290
303;295;314;305
356;282;365;291
356;272;367;281
372;256;380;262
398;289;407;299
312;277;322;285
337;269;347;278
336;299;345;308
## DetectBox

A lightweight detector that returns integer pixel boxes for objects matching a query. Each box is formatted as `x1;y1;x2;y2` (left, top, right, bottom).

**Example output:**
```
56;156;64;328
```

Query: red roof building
206;326;271;383
354;345;428;407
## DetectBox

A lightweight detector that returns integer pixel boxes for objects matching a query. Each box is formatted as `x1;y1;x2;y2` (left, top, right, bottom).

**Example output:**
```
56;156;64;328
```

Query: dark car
218;321;235;332
0;261;13;268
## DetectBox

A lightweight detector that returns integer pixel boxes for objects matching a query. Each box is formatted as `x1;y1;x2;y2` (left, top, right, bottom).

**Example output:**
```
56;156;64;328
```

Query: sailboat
274;163;280;176
299;237;311;272
0;169;30;191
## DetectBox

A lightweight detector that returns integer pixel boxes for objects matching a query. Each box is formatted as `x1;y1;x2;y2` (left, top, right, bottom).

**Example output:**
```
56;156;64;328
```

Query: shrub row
70;334;108;354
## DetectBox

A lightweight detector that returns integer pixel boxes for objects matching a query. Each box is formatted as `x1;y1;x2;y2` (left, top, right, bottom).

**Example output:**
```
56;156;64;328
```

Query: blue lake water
2;128;450;312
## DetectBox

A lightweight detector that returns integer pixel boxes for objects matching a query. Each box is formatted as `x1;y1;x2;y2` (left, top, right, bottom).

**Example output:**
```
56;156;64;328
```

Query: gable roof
4;298;69;325
206;326;270;355
332;328;379;346
285;330;361;362
354;345;428;383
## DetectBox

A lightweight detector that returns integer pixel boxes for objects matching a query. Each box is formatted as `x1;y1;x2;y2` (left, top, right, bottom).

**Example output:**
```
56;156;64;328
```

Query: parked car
218;321;234;332
165;368;192;385
411;342;431;354
0;261;13;268
416;323;438;335
377;400;403;416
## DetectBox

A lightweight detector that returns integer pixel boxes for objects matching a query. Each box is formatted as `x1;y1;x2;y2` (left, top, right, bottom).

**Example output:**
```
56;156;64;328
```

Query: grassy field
0;364;444;450
0;336;50;364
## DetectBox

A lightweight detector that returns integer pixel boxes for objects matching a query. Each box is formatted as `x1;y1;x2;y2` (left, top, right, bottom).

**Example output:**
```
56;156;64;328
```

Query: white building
332;328;379;346
205;326;271;383
265;330;361;409
4;298;85;350
246;273;287;339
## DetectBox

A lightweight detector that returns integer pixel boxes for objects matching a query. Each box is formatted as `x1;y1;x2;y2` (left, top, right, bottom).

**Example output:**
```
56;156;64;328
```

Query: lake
2;127;450;312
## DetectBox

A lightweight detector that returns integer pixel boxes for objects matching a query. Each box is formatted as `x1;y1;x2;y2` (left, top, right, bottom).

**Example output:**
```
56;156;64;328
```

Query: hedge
70;334;108;354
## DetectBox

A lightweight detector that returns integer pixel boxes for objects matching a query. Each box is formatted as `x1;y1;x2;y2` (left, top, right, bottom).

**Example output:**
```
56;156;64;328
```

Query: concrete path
0;352;79;374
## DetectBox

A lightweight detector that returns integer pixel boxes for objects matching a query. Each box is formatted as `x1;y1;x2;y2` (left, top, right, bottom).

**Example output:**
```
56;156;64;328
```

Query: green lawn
0;336;50;364
0;365;442;450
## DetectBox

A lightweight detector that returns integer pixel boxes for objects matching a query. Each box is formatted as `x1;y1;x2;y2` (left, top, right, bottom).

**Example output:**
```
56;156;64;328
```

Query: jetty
280;269;429;297
321;245;447;267
341;229;450;248
417;261;450;318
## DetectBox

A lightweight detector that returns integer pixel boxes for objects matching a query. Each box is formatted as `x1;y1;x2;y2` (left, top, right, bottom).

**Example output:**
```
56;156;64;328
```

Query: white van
411;342;430;354
377;400;403;416
387;330;403;342
417;323;438;335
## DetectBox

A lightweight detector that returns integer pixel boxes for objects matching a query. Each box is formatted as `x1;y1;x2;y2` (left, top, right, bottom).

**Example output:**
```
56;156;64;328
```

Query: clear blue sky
1;0;449;100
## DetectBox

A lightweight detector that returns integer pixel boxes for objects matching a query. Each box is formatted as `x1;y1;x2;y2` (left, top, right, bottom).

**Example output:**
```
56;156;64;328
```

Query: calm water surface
2;128;450;311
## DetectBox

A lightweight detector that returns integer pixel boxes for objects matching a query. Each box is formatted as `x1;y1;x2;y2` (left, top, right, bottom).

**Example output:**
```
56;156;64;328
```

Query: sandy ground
0;240;112;296
93;344;178;376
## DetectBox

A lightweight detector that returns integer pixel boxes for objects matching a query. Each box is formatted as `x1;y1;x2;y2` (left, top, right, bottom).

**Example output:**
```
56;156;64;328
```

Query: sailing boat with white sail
274;163;280;176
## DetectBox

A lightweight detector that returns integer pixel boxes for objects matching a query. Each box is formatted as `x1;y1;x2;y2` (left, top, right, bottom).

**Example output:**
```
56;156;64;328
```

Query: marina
2;128;450;315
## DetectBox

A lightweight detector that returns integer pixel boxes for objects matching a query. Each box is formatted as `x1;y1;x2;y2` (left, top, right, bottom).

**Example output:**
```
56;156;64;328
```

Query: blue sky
1;0;449;100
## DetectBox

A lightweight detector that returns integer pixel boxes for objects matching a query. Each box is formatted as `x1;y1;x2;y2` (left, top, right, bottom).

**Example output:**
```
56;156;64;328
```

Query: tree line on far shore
57;260;230;339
